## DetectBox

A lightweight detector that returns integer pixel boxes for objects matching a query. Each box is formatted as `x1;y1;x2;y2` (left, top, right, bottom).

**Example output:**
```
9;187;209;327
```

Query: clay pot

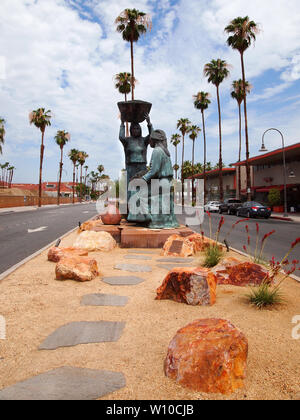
101;203;122;225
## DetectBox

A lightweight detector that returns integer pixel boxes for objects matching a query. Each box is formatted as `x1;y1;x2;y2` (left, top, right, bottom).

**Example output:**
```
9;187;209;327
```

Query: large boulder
79;220;103;232
48;247;88;263
55;256;99;282
74;231;117;252
164;318;248;395
186;233;211;253
156;267;217;306
212;259;269;286
161;234;194;257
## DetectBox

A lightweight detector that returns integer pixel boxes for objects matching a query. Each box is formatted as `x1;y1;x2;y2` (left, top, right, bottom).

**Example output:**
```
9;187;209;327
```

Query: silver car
204;201;221;212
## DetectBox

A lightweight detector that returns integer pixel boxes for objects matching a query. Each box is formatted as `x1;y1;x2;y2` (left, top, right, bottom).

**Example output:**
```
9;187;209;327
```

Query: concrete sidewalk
0;201;92;214
271;213;300;222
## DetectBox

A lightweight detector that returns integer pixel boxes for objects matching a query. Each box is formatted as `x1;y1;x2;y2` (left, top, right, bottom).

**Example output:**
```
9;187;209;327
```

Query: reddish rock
164;318;248;395
55;256;99;282
101;203;122;225
156;267;217;306
161;234;194;257
48;247;88;263
186;233;211;253
212;259;269;286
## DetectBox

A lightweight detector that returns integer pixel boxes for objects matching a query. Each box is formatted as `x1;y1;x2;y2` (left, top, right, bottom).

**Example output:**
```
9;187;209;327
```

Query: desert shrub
203;245;223;268
246;282;284;309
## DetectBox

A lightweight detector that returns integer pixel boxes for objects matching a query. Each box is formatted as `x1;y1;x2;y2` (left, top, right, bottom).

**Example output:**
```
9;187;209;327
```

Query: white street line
28;226;48;233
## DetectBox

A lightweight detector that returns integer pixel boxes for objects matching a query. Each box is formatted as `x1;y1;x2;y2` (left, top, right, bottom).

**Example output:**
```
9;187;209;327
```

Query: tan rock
212;259;269;286
156;267;217;306
73;231;117;252
164;318;248;395
79;220;103;232
186;233;211;253
48;247;88;263
55;256;99;282
161;234;194;257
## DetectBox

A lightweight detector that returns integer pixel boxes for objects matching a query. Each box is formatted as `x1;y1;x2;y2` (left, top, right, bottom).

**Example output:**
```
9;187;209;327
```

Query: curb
271;216;294;222
0;201;92;215
0;225;82;283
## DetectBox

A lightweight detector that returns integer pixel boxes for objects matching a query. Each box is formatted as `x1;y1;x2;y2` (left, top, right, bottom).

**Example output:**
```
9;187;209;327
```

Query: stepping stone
39;321;125;350
127;250;158;254
81;294;129;307
157;258;194;263
103;276;145;286
124;255;152;261
0;367;126;400
114;263;152;273
157;263;196;271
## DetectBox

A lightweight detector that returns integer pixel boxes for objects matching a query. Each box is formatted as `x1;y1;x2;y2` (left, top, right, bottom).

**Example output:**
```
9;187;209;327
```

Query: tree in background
8;166;15;188
171;134;181;180
189;125;201;202
204;59;230;201
225;16;260;201
115;8;152;100
55;130;70;205
78;151;89;201
0;118;6;155
68;148;80;204
193;91;211;202
29;108;52;207
114;72;136;136
177;118;191;205
231;79;252;198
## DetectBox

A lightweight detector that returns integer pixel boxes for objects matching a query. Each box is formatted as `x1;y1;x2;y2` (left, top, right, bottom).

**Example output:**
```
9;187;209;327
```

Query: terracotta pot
101;203;122;225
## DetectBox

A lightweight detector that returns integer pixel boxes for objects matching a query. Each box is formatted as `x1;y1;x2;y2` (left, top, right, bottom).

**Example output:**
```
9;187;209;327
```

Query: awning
255;184;294;193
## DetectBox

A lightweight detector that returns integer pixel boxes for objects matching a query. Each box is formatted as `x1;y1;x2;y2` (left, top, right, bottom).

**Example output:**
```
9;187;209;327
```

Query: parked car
219;198;242;215
236;201;272;219
204;201;221;212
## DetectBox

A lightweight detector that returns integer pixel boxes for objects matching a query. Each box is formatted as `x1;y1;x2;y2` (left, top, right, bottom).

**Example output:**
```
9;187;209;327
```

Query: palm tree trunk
57;146;63;205
241;52;251;201
72;163;76;204
80;165;83;202
201;110;207;204
130;38;135;101
238;102;242;199
216;85;224;201
125;92;129;137
38;129;45;208
192;139;195;203
175;145;178;180
181;134;185;206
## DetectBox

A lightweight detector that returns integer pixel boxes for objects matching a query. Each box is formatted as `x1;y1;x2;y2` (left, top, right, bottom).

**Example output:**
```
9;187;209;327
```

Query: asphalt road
177;210;300;266
0;203;98;275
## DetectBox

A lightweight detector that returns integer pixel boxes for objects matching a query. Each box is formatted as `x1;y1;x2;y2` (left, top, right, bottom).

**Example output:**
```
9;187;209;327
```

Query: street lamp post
260;128;288;217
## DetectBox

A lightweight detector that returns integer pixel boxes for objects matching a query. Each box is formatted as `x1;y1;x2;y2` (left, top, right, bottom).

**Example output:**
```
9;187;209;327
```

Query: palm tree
177;118;191;205
193;92;211;203
231;79;252;199
97;165;104;176
8;166;15;188
29;108;52;207
225;16;259;201
68;148;80;204
171;134;181;180
114;72;136;136
84;165;89;187
204;59;230;201
0;118;6;155
78;151;89;201
189;125;201;202
55;130;70;205
115;9;152;100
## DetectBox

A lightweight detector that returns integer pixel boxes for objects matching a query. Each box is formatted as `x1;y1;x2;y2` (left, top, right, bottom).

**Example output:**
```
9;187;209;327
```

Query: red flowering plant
241;222;276;264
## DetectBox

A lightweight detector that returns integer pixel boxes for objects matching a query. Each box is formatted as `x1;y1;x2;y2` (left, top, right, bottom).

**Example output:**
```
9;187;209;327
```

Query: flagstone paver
81;294;129;307
124;255;152;261
114;263;152;273
156;258;195;263
103;276;145;286
0;367;126;400
127;250;158;254
39;321;125;350
157;263;196;271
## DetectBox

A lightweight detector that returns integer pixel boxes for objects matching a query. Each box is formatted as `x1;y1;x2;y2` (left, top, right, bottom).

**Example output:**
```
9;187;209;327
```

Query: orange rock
212;259;269;286
55;256;99;282
48;247;88;263
161;234;194;257
164;318;248;395
186;233;211;253
156;267;217;306
79;220;103;232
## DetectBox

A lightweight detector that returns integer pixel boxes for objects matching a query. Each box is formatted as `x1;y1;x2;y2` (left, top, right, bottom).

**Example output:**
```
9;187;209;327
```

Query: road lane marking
28;226;48;233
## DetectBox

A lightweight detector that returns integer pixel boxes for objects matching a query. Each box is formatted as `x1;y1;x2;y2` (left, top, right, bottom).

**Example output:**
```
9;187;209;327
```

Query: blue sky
1;0;300;183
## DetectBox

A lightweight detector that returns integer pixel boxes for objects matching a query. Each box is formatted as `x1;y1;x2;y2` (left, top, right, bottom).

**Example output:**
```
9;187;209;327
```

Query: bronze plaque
169;240;183;254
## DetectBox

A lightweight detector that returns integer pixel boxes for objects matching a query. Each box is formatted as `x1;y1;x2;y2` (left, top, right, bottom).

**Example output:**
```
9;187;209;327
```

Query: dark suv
219;198;242;215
